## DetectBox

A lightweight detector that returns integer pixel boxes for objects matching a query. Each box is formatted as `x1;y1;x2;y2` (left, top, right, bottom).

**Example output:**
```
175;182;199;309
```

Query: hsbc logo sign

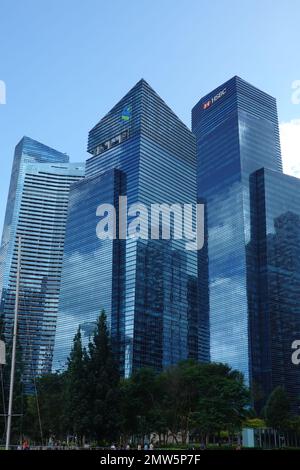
202;87;227;110
203;100;211;110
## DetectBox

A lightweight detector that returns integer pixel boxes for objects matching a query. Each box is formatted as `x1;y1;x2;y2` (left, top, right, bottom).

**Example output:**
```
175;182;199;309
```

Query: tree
119;368;164;444
64;327;89;442
23;373;66;443
86;311;120;442
190;363;249;443
264;386;291;431
158;360;200;443
287;416;300;435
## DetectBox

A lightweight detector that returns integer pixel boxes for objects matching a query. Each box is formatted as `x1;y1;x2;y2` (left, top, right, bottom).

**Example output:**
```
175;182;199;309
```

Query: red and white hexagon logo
202;100;211;110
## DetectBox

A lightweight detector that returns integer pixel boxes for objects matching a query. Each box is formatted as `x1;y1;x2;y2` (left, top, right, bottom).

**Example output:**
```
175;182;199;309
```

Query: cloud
280;119;300;178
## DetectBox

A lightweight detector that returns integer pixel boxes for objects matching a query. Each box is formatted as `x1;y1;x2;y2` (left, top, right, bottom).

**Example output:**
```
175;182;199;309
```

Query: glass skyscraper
249;168;300;410
53;79;203;376
192;76;282;385
0;136;84;390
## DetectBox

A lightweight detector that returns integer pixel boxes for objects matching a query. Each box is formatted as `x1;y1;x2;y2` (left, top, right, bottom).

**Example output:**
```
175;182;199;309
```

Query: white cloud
280;119;300;178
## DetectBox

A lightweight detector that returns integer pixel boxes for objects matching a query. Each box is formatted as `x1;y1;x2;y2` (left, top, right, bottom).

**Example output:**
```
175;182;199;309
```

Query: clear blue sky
0;0;299;231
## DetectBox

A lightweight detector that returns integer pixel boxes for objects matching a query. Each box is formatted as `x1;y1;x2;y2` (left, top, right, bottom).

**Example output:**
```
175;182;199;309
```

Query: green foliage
64;327;89;439
188;362;249;438
158;360;201;442
23;373;66;442
85;311;120;442
244;417;266;429
119;368;164;441
287;416;300;434
264;386;291;430
119;360;249;444
1;312;266;446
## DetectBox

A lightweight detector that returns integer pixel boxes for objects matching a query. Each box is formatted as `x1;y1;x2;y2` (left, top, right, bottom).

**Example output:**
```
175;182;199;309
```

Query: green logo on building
121;105;132;122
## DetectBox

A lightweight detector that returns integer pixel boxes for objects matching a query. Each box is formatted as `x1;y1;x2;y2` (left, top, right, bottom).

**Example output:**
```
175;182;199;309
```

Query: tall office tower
192;76;282;385
0;137;84;390
53;79;202;376
249;168;300;411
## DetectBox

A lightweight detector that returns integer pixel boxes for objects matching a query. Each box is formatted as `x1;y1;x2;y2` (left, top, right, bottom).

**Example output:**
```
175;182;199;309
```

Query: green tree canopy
264;386;291;430
86;311;120;442
64;327;90;440
119;368;164;442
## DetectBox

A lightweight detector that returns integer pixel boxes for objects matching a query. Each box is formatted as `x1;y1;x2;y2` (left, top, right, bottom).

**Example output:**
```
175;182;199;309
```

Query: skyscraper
192;76;282;385
0;137;84;390
249;168;300;410
53;79;202;376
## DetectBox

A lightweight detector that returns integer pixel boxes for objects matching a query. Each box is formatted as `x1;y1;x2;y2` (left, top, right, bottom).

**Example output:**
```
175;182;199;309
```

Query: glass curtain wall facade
53;79;203;376
0;137;84;390
52;169;125;371
249;168;300;411
192;76;282;384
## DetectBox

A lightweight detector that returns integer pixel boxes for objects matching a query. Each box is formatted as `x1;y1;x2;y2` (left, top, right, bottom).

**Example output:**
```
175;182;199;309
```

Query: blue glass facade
249;168;300;410
53;79;203;376
0;137;84;390
192;76;282;384
52;169;125;370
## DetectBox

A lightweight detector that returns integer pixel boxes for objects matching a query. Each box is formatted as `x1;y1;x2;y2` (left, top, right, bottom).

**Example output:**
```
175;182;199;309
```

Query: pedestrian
22;439;30;450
